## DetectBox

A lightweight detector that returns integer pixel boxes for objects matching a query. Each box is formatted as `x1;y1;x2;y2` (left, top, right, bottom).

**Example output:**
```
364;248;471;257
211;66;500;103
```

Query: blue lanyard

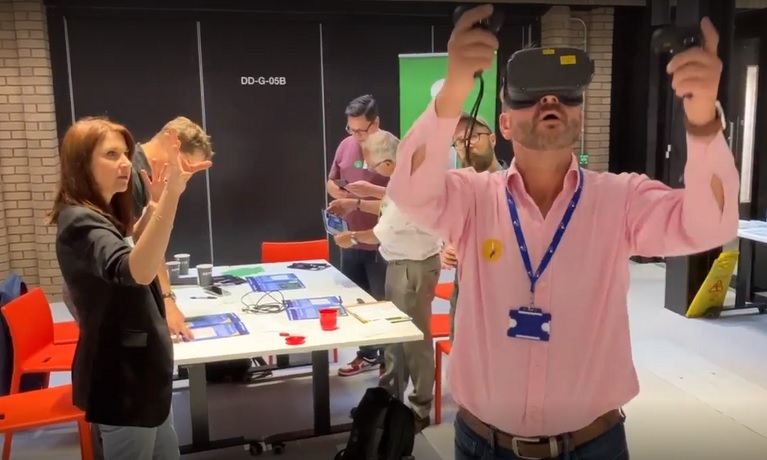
506;169;584;305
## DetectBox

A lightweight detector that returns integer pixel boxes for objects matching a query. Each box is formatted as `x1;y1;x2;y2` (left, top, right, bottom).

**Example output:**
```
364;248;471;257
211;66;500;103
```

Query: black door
199;20;326;265
734;9;767;290
64;16;212;265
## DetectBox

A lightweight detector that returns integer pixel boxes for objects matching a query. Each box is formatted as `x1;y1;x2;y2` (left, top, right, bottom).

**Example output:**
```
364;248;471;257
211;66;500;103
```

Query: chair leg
9;372;21;395
333;348;338;363
435;347;443;425
2;432;12;460
77;419;95;460
2;371;23;460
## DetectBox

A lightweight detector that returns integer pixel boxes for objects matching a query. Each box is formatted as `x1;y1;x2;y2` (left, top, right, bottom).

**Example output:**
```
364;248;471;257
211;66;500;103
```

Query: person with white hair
334;129;441;432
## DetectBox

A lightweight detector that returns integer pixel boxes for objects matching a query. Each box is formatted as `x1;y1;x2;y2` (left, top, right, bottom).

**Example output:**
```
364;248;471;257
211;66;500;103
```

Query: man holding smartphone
327;94;389;376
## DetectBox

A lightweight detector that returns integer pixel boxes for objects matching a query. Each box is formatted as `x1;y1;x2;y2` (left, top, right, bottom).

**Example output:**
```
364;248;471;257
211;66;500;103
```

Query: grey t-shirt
131;143;152;220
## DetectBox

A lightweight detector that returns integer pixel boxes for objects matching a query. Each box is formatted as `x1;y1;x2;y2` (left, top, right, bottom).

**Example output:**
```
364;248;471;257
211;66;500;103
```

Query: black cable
463;74;485;168
240;289;287;314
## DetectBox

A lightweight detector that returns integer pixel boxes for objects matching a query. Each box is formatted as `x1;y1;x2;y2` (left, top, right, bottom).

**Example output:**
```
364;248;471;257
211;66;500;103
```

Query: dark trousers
340;248;387;361
454;416;629;460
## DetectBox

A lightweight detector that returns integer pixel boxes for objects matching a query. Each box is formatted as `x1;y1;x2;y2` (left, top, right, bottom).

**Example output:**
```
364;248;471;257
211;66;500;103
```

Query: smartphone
203;286;230;297
333;179;349;190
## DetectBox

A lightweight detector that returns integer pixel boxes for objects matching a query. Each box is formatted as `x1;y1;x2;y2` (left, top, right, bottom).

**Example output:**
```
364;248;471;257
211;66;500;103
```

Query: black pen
190;296;216;300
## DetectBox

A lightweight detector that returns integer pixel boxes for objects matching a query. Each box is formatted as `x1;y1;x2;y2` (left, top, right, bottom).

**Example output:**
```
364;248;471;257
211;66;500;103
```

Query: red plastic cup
319;308;338;331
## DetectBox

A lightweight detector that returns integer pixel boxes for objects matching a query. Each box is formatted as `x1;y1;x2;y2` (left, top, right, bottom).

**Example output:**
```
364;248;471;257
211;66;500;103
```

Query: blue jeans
340;248;387;362
454;415;629;460
99;412;180;460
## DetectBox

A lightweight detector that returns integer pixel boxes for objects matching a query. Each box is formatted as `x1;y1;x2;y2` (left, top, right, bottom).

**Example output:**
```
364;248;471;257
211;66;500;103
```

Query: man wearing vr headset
387;4;738;460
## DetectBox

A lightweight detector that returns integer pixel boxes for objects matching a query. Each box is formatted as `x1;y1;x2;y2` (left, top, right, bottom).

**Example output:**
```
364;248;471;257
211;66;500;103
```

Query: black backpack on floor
335;387;416;460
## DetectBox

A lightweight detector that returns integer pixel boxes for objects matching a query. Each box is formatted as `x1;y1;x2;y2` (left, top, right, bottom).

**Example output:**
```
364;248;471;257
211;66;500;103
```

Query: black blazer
55;205;173;428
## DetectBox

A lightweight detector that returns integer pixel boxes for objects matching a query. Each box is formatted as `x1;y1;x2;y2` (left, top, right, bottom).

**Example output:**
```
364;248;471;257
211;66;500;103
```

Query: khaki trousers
379;254;441;419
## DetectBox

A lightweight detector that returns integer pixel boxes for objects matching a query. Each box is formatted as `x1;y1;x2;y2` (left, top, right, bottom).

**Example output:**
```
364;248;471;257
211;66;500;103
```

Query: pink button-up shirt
388;101;739;437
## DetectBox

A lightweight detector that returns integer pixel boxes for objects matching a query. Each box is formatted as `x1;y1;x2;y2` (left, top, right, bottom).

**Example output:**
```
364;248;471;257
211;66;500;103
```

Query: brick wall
540;6;614;172
0;0;62;298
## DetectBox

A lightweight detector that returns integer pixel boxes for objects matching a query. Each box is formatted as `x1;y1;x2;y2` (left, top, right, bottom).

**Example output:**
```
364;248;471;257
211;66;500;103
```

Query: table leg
180;364;253;455
311;350;331;435
188;364;210;445
735;239;754;307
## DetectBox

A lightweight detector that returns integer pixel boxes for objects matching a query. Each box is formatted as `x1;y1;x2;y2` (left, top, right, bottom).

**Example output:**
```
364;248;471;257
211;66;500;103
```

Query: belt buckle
510;436;542;460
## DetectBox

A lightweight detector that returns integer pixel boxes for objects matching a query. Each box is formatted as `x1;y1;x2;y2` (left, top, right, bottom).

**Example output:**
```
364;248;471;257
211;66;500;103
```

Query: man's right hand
442;4;499;108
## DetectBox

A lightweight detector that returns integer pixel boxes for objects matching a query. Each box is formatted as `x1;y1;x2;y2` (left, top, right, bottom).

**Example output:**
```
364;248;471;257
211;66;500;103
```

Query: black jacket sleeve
57;206;139;286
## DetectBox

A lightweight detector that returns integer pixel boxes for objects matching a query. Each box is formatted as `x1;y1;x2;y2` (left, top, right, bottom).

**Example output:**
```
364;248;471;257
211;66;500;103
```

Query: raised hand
139;159;168;205
445;4;499;96
666;17;722;126
163;129;211;195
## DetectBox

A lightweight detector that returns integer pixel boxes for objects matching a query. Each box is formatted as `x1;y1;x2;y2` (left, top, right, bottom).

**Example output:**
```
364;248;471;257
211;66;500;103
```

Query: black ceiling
44;0;551;24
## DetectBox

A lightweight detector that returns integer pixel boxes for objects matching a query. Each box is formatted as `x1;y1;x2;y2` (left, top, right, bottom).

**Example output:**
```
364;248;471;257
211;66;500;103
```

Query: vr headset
501;47;595;110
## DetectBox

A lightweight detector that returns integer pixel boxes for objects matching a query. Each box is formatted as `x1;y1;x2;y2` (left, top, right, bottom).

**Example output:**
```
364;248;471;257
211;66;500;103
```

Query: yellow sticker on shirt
481;239;503;262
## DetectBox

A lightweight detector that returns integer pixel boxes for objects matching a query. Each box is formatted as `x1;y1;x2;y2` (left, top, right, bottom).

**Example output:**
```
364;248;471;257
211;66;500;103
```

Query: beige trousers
378;254;441;419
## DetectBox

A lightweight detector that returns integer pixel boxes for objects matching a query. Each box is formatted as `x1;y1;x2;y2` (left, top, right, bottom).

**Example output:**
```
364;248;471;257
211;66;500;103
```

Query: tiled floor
8;263;767;459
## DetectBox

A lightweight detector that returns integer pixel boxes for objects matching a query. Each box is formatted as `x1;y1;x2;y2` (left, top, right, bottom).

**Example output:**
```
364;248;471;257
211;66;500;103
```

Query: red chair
432;283;453;425
261;240;337;363
261;239;330;263
435;282;454;301
1;288;77;459
0;384;93;460
434;339;452;425
431;314;451;339
54;320;80;344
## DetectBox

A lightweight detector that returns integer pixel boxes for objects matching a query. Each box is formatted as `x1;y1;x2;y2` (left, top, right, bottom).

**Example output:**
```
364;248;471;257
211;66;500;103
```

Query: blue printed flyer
184;313;249;341
285;296;348;321
246;273;306;292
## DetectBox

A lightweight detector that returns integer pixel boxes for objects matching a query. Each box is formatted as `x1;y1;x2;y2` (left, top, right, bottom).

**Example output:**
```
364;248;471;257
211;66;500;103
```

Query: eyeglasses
451;132;491;150
346;120;374;135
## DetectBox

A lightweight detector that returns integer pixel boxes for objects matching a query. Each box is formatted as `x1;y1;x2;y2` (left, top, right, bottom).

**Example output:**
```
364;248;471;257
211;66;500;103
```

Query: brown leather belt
457;407;624;459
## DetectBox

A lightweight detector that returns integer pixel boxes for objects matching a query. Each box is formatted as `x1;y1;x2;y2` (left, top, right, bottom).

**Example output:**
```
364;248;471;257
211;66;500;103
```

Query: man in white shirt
334;130;441;431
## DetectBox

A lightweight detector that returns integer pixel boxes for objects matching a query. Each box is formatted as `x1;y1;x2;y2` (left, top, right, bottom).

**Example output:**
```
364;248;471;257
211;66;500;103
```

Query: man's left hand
327;198;357;217
345;180;379;198
667;17;722;126
334;231;355;249
166;299;194;342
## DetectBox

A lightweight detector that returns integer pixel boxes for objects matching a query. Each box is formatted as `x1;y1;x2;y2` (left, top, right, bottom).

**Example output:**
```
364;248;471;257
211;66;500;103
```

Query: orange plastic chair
431;314;451;339
2;288;77;395
434;339;452;425
261;239;336;363
0;384;93;460
435;282;454;301
54;320;80;344
1;288;77;459
261;239;330;264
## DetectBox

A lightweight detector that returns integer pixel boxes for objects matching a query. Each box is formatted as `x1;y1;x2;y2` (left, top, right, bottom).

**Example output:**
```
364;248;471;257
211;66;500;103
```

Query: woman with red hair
49;117;205;460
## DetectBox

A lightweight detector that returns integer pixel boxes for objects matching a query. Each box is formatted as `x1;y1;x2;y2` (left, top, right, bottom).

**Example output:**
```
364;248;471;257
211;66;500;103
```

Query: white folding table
734;221;767;314
171;260;423;455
